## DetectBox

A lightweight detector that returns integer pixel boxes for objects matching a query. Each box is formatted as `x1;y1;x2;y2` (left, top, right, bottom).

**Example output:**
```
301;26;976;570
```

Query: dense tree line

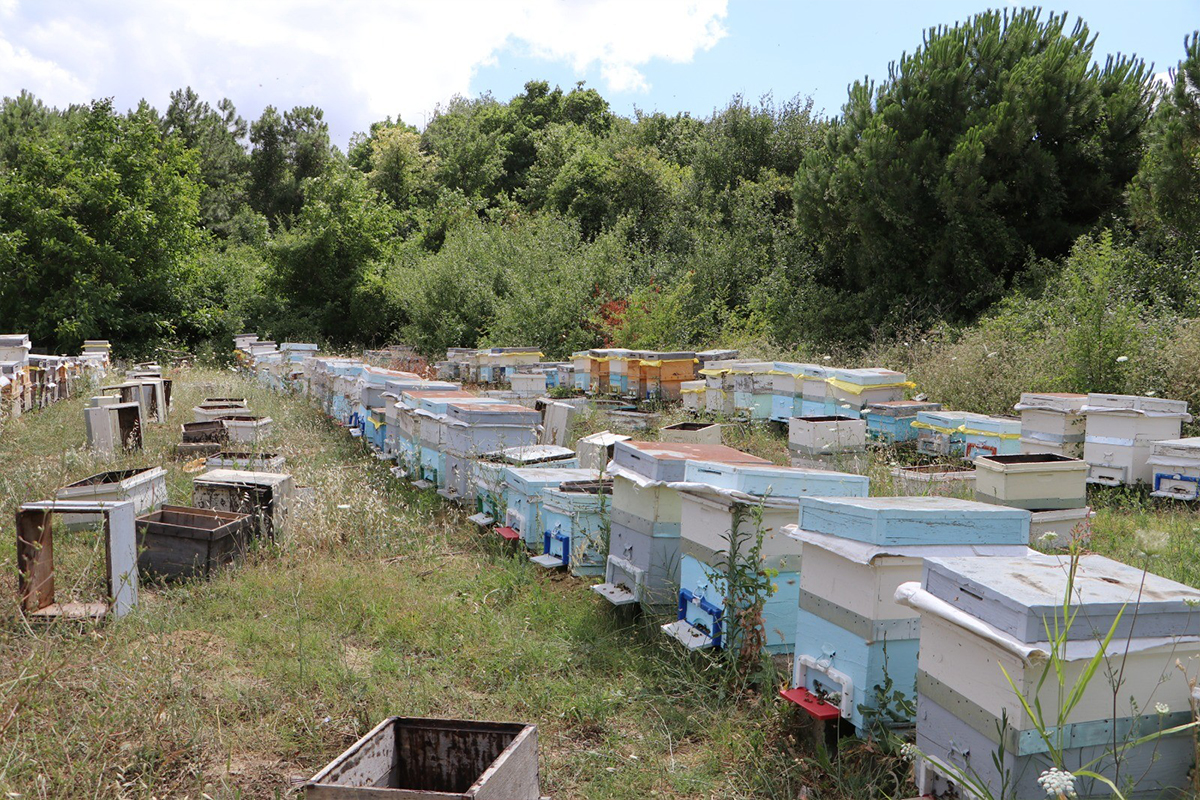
0;10;1197;358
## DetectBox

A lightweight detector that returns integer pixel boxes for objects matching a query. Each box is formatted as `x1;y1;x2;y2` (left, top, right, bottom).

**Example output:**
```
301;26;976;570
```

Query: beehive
55;467;168;528
498;466;599;549
575;430;630;473
192;469;294;540
890;463;977;497
659;421;722;445
786;497;1030;733
1015;392;1087;458
531;479;612;576
731;362;776;421
900;554;1200;799
1148;437;1200;500
592;441;768;609
666;463;867;653
1083;394;1191;486
788;415;867;457
823;367;911;416
864;400;941;444
973;453;1088;510
680;379;706;412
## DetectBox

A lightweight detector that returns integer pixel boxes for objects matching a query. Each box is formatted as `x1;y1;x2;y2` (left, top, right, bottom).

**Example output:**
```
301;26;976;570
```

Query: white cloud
0;0;728;145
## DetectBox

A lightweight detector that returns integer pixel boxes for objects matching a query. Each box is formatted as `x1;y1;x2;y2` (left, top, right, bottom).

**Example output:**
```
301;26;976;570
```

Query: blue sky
471;1;1198;123
0;1;1195;148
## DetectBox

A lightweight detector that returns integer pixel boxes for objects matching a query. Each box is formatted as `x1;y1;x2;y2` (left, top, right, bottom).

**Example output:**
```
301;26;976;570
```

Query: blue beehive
958;413;1022;459
865;400;942;444
500;467;600;549
786;496;1030;734
664;463;869;653
531;479;612;576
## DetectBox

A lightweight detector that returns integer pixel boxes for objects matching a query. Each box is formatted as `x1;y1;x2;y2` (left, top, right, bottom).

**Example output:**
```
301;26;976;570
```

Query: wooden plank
16;509;54;612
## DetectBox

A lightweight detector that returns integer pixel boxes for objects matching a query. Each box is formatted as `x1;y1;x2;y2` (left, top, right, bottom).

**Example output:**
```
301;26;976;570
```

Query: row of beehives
430;346;744;401
233;336;1200;798
1;335;111;425
24;383;295;624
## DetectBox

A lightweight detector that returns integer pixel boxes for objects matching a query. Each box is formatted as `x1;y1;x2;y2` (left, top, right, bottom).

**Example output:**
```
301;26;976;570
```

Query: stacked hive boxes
899;554;1200;799
593;441;769;609
439;402;541;500
1082;393;1191;487
471;444;578;524
823;368;911;419
1015;392;1087;457
499;466;599;549
666;462;869;652
784;497;1030;733
533;479;612;575
732;362;776;421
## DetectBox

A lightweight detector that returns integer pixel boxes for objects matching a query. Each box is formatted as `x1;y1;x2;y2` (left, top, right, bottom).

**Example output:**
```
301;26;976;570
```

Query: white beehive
788;415;867;457
1147;437;1200;500
56;467;167;528
900;553;1200;799
1015;392;1087;458
1082;394;1191;486
973;453;1088;510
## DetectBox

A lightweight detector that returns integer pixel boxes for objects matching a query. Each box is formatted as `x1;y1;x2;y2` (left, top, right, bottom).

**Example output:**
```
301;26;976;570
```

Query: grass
4;372;1199;799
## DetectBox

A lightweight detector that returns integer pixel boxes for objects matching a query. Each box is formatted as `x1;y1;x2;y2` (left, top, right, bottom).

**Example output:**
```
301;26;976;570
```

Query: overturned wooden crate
303;717;541;799
136;505;252;580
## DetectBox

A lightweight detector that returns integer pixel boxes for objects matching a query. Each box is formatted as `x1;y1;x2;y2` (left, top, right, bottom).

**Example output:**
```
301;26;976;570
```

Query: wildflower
1116;355;1129;363
899;742;919;761
1039;531;1059;545
1146;390;1157;397
1185;597;1200;607
1038;767;1077;798
1156;702;1170;715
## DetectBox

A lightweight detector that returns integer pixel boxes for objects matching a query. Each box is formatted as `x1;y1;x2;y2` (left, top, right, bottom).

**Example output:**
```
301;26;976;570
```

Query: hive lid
1149;437;1200;460
866;400;942;417
788;525;1031;565
827;367;908;386
1015;392;1087;414
683;460;869;499
923;552;1200;643
503;467;600;495
612;440;768;483
1083;393;1190;419
796;496;1029;546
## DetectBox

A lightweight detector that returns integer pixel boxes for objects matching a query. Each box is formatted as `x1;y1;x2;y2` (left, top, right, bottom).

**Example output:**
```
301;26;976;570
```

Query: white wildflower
1038;767;1077;798
1185;597;1200;607
899;742;919;761
1039;531;1059;545
1146;390;1157;397
1156;702;1170;715
1116;355;1129;363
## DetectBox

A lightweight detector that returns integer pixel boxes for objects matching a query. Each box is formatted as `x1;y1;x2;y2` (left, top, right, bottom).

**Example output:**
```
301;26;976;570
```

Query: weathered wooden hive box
786;496;1030;734
900;553;1200;800
890;463;977;497
570;351;592;391
659;421;722;445
509;369;547;398
56;467;168;528
531;479;613;576
192;468;294;540
914;410;969;457
1015;392;1087;457
680;379;706;412
1083;393;1191;486
732;363;776;420
603;349;636;394
215;414;273;445
206;451;286;472
193;401;250;423
135;504;252;580
182;420;229;444
973;453;1088;510
84;399;143;455
865;400;942;444
592;441;768;610
823;367;910;417
700;359;744;416
280;342;319;364
303;717;541;799
636;351;697;400
500;466;599;549
788;415;867;458
667;463;869;653
441;403;540;498
1147;437;1200;500
769;363;811;423
127;376;168;423
575;430;631;473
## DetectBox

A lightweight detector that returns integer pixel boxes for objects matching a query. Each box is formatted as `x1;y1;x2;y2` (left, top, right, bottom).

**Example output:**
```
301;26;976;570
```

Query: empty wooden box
55;467;167;528
136;504;252;580
659;421;722;445
303;717;541;799
973;453;1088;510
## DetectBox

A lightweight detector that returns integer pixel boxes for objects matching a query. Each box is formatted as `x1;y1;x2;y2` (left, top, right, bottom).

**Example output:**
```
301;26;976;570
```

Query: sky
0;0;1195;149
